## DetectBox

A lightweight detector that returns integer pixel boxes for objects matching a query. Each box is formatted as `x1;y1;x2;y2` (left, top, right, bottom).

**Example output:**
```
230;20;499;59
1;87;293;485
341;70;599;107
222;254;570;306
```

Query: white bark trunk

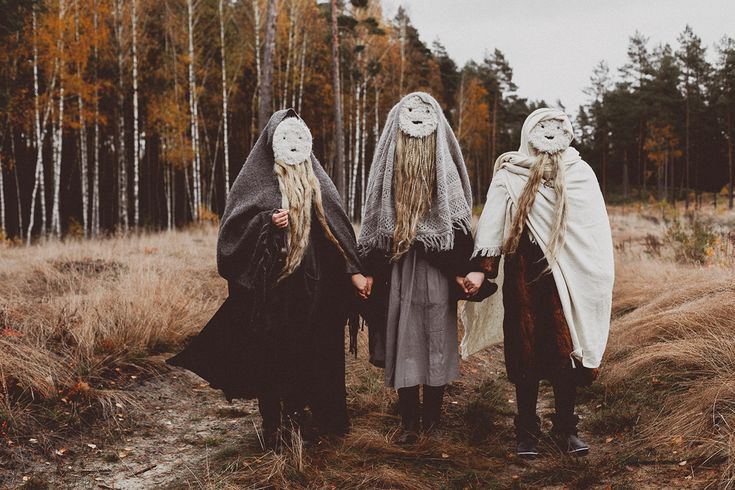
360;80;367;215
187;0;201;220
28;10;51;243
219;0;231;197
51;0;66;238
296;28;307;113
75;2;89;238
114;0;128;232
131;0;140;227
91;0;100;236
250;0;261;147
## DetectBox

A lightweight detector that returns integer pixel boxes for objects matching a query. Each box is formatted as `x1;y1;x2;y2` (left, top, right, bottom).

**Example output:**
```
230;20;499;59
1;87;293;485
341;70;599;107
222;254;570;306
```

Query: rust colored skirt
488;231;597;387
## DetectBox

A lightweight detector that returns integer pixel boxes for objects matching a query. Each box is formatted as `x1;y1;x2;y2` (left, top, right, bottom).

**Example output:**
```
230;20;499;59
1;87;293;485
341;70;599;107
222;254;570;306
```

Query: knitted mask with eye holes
272;117;313;165
398;95;439;138
528;117;573;155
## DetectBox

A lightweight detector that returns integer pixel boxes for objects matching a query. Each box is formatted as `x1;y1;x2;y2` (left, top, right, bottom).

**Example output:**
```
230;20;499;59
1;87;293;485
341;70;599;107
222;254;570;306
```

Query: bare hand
351;273;371;299
455;276;469;294
272;209;289;228
464;271;485;296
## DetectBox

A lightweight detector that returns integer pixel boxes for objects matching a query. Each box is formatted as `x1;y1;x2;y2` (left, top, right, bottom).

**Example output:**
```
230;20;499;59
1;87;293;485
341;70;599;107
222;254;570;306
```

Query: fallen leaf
55;448;68;456
605;437;613;443
441;453;449;459
678;460;687;466
86;443;97;449
29;438;38;444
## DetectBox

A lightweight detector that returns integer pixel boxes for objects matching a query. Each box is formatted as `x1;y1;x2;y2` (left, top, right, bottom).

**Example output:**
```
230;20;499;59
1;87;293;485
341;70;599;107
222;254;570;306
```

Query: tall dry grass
601;203;735;487
0;226;223;436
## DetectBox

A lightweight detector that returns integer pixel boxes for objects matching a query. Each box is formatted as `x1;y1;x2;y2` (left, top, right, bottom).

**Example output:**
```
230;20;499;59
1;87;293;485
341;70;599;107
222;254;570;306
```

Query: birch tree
114;0;128;231
50;0;67;238
219;0;231;196
186;0;202;220
131;0;141;227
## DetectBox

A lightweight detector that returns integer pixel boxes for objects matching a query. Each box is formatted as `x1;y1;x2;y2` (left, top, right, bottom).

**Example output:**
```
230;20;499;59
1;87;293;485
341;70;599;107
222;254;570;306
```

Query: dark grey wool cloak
168;110;361;432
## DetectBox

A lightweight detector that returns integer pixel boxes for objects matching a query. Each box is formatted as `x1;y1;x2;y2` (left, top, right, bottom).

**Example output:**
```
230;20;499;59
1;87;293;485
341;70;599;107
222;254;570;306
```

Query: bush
665;217;719;264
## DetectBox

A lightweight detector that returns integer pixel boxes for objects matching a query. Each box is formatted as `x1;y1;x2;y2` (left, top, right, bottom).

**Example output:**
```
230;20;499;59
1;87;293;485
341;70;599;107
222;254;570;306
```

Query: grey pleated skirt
384;248;460;389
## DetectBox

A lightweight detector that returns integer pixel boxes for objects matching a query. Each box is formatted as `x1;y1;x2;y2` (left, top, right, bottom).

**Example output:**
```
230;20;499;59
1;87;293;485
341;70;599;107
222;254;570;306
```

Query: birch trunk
131;0;140;227
91;0;100;236
186;0;202;220
218;0;231;197
75;3;89;238
360;80;367;215
114;0;128;232
51;0;66;238
330;0;346;204
28;9;56;242
250;0;261;146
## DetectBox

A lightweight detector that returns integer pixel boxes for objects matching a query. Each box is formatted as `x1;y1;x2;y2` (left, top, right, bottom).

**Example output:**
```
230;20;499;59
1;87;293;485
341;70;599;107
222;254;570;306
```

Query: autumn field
1;203;734;489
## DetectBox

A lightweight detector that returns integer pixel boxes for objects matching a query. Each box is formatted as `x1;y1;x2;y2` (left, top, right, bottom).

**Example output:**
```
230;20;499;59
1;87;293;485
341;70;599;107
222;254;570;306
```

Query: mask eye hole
408;108;412;112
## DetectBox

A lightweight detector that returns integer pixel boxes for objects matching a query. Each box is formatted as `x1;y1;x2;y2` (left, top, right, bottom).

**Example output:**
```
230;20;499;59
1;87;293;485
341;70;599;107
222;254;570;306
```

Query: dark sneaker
516;436;540;458
396;429;419;445
555;433;589;456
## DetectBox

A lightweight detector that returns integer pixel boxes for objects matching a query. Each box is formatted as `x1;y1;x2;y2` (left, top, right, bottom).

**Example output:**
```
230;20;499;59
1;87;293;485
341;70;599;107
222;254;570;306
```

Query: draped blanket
217;109;361;288
471;112;614;369
358;92;473;254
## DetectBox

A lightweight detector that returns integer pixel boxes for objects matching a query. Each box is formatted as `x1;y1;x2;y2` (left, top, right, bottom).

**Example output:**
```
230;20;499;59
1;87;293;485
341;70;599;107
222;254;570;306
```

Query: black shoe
516;435;540;458
397;386;420;445
422;385;445;433
555;433;589;456
262;427;282;453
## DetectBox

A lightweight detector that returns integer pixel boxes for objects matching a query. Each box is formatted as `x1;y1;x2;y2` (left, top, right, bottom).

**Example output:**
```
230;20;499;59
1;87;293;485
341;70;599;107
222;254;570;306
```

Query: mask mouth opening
412;120;422;125
545;135;554;140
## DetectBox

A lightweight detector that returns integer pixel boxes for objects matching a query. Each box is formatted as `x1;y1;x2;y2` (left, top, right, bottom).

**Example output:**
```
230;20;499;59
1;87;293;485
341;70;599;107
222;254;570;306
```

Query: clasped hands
456;271;485;297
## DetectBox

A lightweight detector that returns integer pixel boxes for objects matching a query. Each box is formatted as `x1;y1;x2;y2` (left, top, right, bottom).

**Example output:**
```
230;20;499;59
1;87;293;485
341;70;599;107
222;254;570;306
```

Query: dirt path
6;348;718;489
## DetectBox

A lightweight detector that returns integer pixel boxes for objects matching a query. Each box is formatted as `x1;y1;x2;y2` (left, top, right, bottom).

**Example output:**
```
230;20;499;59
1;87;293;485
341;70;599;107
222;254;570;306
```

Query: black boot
514;414;541;458
396;386;420;444
551;378;588;456
551;414;589;456
514;378;541;458
422;384;445;433
258;396;282;452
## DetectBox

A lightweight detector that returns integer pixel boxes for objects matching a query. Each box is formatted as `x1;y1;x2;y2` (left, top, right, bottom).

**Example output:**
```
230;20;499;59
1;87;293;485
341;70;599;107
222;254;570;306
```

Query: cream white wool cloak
358;92;473;254
467;108;615;369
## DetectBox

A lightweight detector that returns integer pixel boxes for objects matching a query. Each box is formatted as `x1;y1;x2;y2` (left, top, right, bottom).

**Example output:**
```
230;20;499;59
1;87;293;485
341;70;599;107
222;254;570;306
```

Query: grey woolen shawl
217;109;361;287
358;92;473;254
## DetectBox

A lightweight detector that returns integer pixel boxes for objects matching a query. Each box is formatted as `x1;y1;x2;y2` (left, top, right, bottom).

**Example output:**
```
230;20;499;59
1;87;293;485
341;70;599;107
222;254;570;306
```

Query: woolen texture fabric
218;108;361;287
472;110;614;369
358;92;473;255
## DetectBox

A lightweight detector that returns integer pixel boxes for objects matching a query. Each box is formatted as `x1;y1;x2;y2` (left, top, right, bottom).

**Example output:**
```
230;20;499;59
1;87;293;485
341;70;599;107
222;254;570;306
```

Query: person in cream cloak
472;108;614;457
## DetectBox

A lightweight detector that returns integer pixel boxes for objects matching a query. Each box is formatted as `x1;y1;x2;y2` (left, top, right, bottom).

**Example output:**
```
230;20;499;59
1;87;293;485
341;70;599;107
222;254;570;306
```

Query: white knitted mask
398;95;438;138
528;117;572;155
273;118;313;165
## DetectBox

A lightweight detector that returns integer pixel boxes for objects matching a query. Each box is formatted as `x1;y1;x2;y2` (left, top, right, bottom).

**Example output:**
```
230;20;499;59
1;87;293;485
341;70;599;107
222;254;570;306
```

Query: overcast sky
382;0;734;111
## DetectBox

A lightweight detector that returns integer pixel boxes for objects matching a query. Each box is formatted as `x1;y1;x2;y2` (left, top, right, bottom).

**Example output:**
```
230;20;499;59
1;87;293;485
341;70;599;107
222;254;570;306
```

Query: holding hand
351;274;373;300
463;271;486;296
272;209;289;228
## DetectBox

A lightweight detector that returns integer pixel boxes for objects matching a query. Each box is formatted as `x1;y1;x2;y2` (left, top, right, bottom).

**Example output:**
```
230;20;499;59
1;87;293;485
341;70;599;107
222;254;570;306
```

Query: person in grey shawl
359;92;485;444
168;109;369;451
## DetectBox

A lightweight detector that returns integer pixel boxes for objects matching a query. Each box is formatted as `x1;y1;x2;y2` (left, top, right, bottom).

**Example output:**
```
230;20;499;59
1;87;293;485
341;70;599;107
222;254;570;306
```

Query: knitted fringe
471;246;503;259
359;217;473;256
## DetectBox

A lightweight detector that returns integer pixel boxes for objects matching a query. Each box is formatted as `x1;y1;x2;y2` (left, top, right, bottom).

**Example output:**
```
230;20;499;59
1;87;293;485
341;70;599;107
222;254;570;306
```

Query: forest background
0;0;734;243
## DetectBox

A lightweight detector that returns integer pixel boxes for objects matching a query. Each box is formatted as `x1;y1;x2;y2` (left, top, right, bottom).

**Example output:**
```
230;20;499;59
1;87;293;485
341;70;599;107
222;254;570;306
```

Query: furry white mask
528;117;572;154
273;117;313;165
398;95;438;138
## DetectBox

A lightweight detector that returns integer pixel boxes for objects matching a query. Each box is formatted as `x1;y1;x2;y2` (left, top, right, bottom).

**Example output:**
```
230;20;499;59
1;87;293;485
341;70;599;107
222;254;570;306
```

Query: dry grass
0;226;223;439
598;204;735;488
2;204;735;487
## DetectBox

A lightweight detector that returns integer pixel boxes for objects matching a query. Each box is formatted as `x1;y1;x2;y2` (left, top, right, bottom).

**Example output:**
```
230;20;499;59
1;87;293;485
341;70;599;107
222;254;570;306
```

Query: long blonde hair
502;151;568;269
391;130;437;260
274;159;348;279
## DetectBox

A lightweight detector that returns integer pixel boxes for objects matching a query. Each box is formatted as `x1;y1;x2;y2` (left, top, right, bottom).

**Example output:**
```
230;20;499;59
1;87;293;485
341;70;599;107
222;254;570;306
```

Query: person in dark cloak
167;109;369;451
358;92;486;444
